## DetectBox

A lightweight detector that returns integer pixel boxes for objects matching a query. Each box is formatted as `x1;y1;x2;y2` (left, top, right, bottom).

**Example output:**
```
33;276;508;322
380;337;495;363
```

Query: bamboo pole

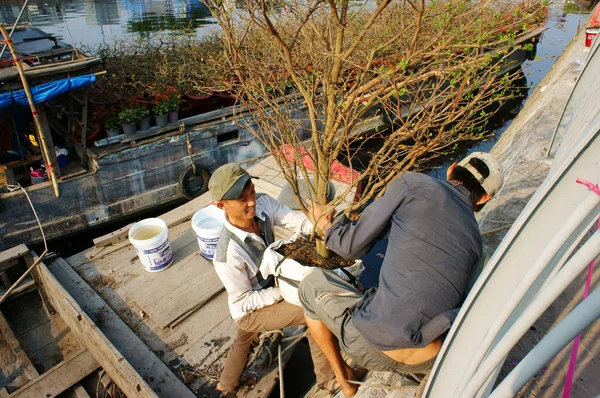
0;24;60;197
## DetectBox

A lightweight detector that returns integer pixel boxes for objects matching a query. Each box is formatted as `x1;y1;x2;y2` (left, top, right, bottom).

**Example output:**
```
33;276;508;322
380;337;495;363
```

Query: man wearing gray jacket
300;152;504;397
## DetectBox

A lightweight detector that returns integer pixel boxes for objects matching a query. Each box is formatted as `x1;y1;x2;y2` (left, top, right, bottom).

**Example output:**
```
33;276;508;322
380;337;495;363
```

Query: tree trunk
315;237;331;259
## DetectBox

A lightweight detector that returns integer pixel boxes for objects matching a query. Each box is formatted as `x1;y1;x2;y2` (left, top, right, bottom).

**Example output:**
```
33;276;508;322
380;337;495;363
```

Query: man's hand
306;199;334;235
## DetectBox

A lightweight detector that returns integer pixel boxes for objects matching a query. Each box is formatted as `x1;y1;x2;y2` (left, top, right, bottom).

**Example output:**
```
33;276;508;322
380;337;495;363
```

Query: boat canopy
0;74;96;109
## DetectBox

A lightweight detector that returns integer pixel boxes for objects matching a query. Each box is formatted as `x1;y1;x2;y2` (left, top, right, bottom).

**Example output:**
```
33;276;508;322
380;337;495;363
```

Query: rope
180;121;196;175
562;179;600;398
0;183;48;305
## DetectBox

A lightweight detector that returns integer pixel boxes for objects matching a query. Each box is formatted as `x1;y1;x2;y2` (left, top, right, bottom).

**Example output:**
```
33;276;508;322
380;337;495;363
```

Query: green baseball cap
208;163;257;201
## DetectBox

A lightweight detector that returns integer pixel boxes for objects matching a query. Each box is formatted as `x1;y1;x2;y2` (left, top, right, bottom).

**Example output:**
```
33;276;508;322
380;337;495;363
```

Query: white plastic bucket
128;218;174;272
191;205;226;260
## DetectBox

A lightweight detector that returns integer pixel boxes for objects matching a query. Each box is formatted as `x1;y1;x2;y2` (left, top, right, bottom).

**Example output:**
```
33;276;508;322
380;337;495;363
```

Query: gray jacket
326;172;482;350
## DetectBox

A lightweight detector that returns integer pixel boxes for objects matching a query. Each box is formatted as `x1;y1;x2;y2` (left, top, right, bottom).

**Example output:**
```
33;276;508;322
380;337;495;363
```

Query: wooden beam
23;252;55;316
9;350;99;398
0;245;28;270
0;310;39;379
93;191;214;248
0;277;36;299
35;255;194;397
32;259;157;398
71;384;91;398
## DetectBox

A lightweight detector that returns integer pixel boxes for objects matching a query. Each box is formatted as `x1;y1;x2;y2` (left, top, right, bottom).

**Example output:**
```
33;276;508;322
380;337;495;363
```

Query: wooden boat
0;157;335;397
0;26;545;252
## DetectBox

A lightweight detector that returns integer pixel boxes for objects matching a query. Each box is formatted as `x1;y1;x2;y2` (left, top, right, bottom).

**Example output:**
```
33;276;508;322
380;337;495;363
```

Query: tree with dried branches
204;0;546;253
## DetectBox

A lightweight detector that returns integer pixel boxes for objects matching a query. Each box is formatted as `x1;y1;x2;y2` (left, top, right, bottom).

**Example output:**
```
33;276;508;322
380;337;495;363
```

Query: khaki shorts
299;268;435;374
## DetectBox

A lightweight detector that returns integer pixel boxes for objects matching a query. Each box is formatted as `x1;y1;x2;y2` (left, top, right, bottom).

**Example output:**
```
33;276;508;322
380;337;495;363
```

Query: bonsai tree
204;0;546;255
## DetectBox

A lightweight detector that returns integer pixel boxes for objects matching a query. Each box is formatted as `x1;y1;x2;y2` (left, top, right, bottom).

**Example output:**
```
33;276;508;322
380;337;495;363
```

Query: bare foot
340;367;368;397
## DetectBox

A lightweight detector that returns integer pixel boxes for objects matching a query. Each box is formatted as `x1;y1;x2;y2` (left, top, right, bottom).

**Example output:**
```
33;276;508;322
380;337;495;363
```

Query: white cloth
260;236;365;306
212;194;313;320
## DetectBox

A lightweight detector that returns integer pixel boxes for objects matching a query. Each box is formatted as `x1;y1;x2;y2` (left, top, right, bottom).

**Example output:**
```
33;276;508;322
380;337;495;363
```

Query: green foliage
153;100;170;116
104;116;120;131
166;95;180;112
118;107;147;124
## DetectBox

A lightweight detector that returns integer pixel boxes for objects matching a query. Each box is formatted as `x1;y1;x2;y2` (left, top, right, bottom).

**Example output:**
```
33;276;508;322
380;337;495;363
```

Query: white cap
457;152;504;196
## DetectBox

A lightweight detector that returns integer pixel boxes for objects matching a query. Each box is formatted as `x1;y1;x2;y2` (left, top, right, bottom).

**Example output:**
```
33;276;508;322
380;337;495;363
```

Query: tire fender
178;164;211;200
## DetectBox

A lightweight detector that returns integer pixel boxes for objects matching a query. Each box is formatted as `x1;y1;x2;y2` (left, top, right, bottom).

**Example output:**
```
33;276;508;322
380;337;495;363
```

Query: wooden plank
0;310;39;379
0;271;11;288
34;258;158;398
9;350;98;398
23;252;55;316
93;192;213;248
0;245;29;269
129;229;225;328
0;387;9;398
71;384;91;398
40;256;195;398
0;277;36;298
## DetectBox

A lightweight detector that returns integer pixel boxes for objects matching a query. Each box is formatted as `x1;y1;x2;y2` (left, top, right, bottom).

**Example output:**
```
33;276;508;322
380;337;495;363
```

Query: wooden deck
53;156;356;397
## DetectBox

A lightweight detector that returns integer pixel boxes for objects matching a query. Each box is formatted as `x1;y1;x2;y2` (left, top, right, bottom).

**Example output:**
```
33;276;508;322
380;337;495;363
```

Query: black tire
178;164;210;200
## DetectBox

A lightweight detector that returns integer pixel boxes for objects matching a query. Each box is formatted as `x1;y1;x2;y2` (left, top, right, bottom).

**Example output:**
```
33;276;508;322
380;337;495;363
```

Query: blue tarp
0;74;96;109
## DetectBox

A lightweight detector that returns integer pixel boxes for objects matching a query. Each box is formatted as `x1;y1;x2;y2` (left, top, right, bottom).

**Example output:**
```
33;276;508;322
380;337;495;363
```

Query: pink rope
562;179;600;398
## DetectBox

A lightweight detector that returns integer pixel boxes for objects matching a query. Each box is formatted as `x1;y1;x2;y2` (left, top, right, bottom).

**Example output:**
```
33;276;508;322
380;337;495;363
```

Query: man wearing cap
299;152;504;397
208;163;335;395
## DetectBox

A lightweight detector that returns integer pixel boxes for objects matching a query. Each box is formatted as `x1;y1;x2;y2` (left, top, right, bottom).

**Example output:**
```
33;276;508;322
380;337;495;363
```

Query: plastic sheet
0;74;96;109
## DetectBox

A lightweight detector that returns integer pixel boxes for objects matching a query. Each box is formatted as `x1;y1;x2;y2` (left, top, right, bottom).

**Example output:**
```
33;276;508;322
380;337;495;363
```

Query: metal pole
456;190;600;394
0;0;29;60
489;285;600;398
460;231;600;398
278;344;284;398
0;24;60;197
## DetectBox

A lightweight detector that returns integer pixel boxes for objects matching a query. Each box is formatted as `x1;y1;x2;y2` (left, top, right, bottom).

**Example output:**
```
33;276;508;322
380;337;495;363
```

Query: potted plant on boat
118;107;143;134
104;115;121;138
137;107;152;131
153;100;170;128
166;94;180;123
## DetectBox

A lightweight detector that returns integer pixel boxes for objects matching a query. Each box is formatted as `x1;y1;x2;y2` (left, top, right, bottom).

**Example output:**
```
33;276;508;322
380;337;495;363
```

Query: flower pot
178;100;195;119
168;110;179;123
154;114;169;128
122;123;137;135
106;128;121;138
138;116;152;131
185;89;219;108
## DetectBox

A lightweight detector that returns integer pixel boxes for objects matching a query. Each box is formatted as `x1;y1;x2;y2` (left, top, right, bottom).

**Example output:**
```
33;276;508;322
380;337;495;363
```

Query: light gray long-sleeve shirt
213;194;312;320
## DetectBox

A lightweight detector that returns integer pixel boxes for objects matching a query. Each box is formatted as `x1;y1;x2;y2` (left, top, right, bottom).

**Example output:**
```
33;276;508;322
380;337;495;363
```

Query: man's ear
475;192;492;206
216;201;225;210
446;162;458;180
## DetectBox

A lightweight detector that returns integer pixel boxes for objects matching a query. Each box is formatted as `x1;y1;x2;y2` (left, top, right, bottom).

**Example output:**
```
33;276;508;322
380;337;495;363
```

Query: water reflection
0;0;216;49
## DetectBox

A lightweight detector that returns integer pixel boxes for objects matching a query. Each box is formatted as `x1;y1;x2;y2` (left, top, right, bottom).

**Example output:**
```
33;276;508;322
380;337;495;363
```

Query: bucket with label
191;205;225;260
128;218;174;272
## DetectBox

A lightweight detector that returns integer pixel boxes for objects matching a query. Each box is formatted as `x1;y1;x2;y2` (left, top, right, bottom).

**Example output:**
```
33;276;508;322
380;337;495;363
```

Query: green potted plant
153;100;170;127
135;106;152;131
167;94;180;123
104;115;121;138
118;107;142;134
